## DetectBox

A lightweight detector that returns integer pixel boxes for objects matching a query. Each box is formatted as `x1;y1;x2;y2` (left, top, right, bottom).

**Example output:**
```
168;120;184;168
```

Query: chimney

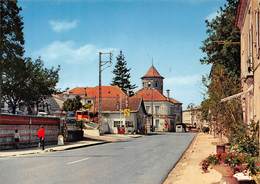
166;89;170;100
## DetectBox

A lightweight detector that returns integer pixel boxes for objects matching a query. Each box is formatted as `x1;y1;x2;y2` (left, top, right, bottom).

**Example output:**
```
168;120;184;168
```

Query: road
0;133;195;184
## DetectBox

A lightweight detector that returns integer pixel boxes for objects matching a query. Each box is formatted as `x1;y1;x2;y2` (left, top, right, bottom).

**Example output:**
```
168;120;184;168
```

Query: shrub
224;152;245;168
202;159;210;172
230;120;259;157
233;164;247;173
207;154;219;165
202;127;210;133
246;157;259;175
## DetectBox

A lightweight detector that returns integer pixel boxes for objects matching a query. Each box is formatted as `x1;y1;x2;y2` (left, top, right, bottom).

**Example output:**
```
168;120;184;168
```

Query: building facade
236;0;260;124
134;65;182;132
66;86;148;134
182;107;208;131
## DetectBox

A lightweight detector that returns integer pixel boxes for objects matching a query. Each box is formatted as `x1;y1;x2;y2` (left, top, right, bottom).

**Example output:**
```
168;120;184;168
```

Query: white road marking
66;158;89;165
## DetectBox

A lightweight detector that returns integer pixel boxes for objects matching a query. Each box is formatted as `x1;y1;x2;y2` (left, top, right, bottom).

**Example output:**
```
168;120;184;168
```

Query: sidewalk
0;134;143;158
0;140;105;158
84;134;143;142
164;133;223;184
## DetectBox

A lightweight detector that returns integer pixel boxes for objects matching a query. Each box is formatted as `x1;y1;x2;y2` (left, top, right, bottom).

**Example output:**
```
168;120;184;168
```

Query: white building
134;65;182;132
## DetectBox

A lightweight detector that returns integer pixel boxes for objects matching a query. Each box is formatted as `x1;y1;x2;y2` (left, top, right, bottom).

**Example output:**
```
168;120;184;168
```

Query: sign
123;108;130;117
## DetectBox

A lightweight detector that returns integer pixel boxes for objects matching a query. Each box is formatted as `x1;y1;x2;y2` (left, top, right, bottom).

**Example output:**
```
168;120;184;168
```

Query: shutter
257;11;260;58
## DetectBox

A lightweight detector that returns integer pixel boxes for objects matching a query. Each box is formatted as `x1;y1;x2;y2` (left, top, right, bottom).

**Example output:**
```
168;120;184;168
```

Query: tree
23;57;60;114
0;0;25;113
200;0;240;78
63;95;82;112
111;50;137;96
200;0;243;141
0;1;60;114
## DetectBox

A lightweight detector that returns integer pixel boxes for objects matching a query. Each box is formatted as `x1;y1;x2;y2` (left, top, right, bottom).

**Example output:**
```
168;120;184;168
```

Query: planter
217;144;226;154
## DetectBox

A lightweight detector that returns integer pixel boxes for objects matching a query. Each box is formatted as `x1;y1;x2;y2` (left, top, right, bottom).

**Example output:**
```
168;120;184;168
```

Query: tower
141;65;164;94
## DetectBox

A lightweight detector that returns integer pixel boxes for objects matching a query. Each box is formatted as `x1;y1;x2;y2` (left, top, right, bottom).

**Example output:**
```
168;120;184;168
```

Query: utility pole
151;87;154;132
98;52;112;133
0;66;2;114
148;81;154;132
151;60;154;132
0;2;2;114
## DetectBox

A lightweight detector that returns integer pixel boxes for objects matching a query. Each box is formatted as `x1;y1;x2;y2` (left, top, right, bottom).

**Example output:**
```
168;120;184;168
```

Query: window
246;8;253;74
155;119;159;128
155;106;160;115
170;107;175;115
114;121;122;127
125;121;133;127
87;100;92;104
146;106;150;113
155;82;158;87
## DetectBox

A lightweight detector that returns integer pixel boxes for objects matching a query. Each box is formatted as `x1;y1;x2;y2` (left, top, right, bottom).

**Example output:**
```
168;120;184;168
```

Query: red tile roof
92;97;145;113
134;88;181;104
90;97;146;113
69;86;127;98
141;65;164;79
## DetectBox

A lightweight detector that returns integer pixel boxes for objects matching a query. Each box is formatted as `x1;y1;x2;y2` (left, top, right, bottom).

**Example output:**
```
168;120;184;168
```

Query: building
182;107;208;131
236;0;260;124
133;65;182;132
66;86;148;134
64;86;127;104
98;97;148;134
0;94;64;116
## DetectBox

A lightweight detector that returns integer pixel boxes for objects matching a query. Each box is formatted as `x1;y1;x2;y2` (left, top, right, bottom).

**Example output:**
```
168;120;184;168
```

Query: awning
221;85;253;103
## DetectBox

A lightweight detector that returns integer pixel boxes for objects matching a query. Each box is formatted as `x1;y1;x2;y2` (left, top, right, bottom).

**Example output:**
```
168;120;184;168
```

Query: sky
19;0;226;109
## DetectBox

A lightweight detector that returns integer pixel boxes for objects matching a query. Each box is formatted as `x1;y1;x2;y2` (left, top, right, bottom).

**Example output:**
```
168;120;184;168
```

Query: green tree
0;0;25;113
200;0;243;141
200;0;240;78
23;57;60;114
0;1;60;114
63;95;82;112
111;50;137;96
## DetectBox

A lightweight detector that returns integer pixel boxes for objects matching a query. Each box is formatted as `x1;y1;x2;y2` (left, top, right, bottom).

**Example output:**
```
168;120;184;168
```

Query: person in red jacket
37;126;45;150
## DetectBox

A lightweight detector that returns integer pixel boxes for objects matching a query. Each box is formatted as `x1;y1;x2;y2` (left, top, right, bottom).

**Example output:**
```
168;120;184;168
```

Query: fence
0;114;60;150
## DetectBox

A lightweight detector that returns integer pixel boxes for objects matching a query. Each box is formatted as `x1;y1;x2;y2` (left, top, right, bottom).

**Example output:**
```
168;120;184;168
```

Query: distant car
37;111;48;116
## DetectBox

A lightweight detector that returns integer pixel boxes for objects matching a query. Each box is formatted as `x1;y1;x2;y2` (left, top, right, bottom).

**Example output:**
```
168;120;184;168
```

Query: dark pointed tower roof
141;65;164;79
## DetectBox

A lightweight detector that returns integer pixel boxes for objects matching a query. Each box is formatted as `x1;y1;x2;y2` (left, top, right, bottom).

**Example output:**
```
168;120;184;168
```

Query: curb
0;141;109;158
0;135;142;158
162;133;198;184
52;141;109;151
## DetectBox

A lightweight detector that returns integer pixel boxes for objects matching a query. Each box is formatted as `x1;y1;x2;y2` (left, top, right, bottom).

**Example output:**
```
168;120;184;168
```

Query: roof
235;0;249;29
141;65;164;79
169;98;181;104
92;97;146;113
68;86;127;98
133;88;181;104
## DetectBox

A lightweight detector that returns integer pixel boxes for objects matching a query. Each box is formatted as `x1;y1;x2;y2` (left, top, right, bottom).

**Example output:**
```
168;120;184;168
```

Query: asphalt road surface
0;133;195;184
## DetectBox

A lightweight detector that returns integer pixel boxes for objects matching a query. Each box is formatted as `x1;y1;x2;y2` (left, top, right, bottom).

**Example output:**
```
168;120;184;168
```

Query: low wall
0;114;60;150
